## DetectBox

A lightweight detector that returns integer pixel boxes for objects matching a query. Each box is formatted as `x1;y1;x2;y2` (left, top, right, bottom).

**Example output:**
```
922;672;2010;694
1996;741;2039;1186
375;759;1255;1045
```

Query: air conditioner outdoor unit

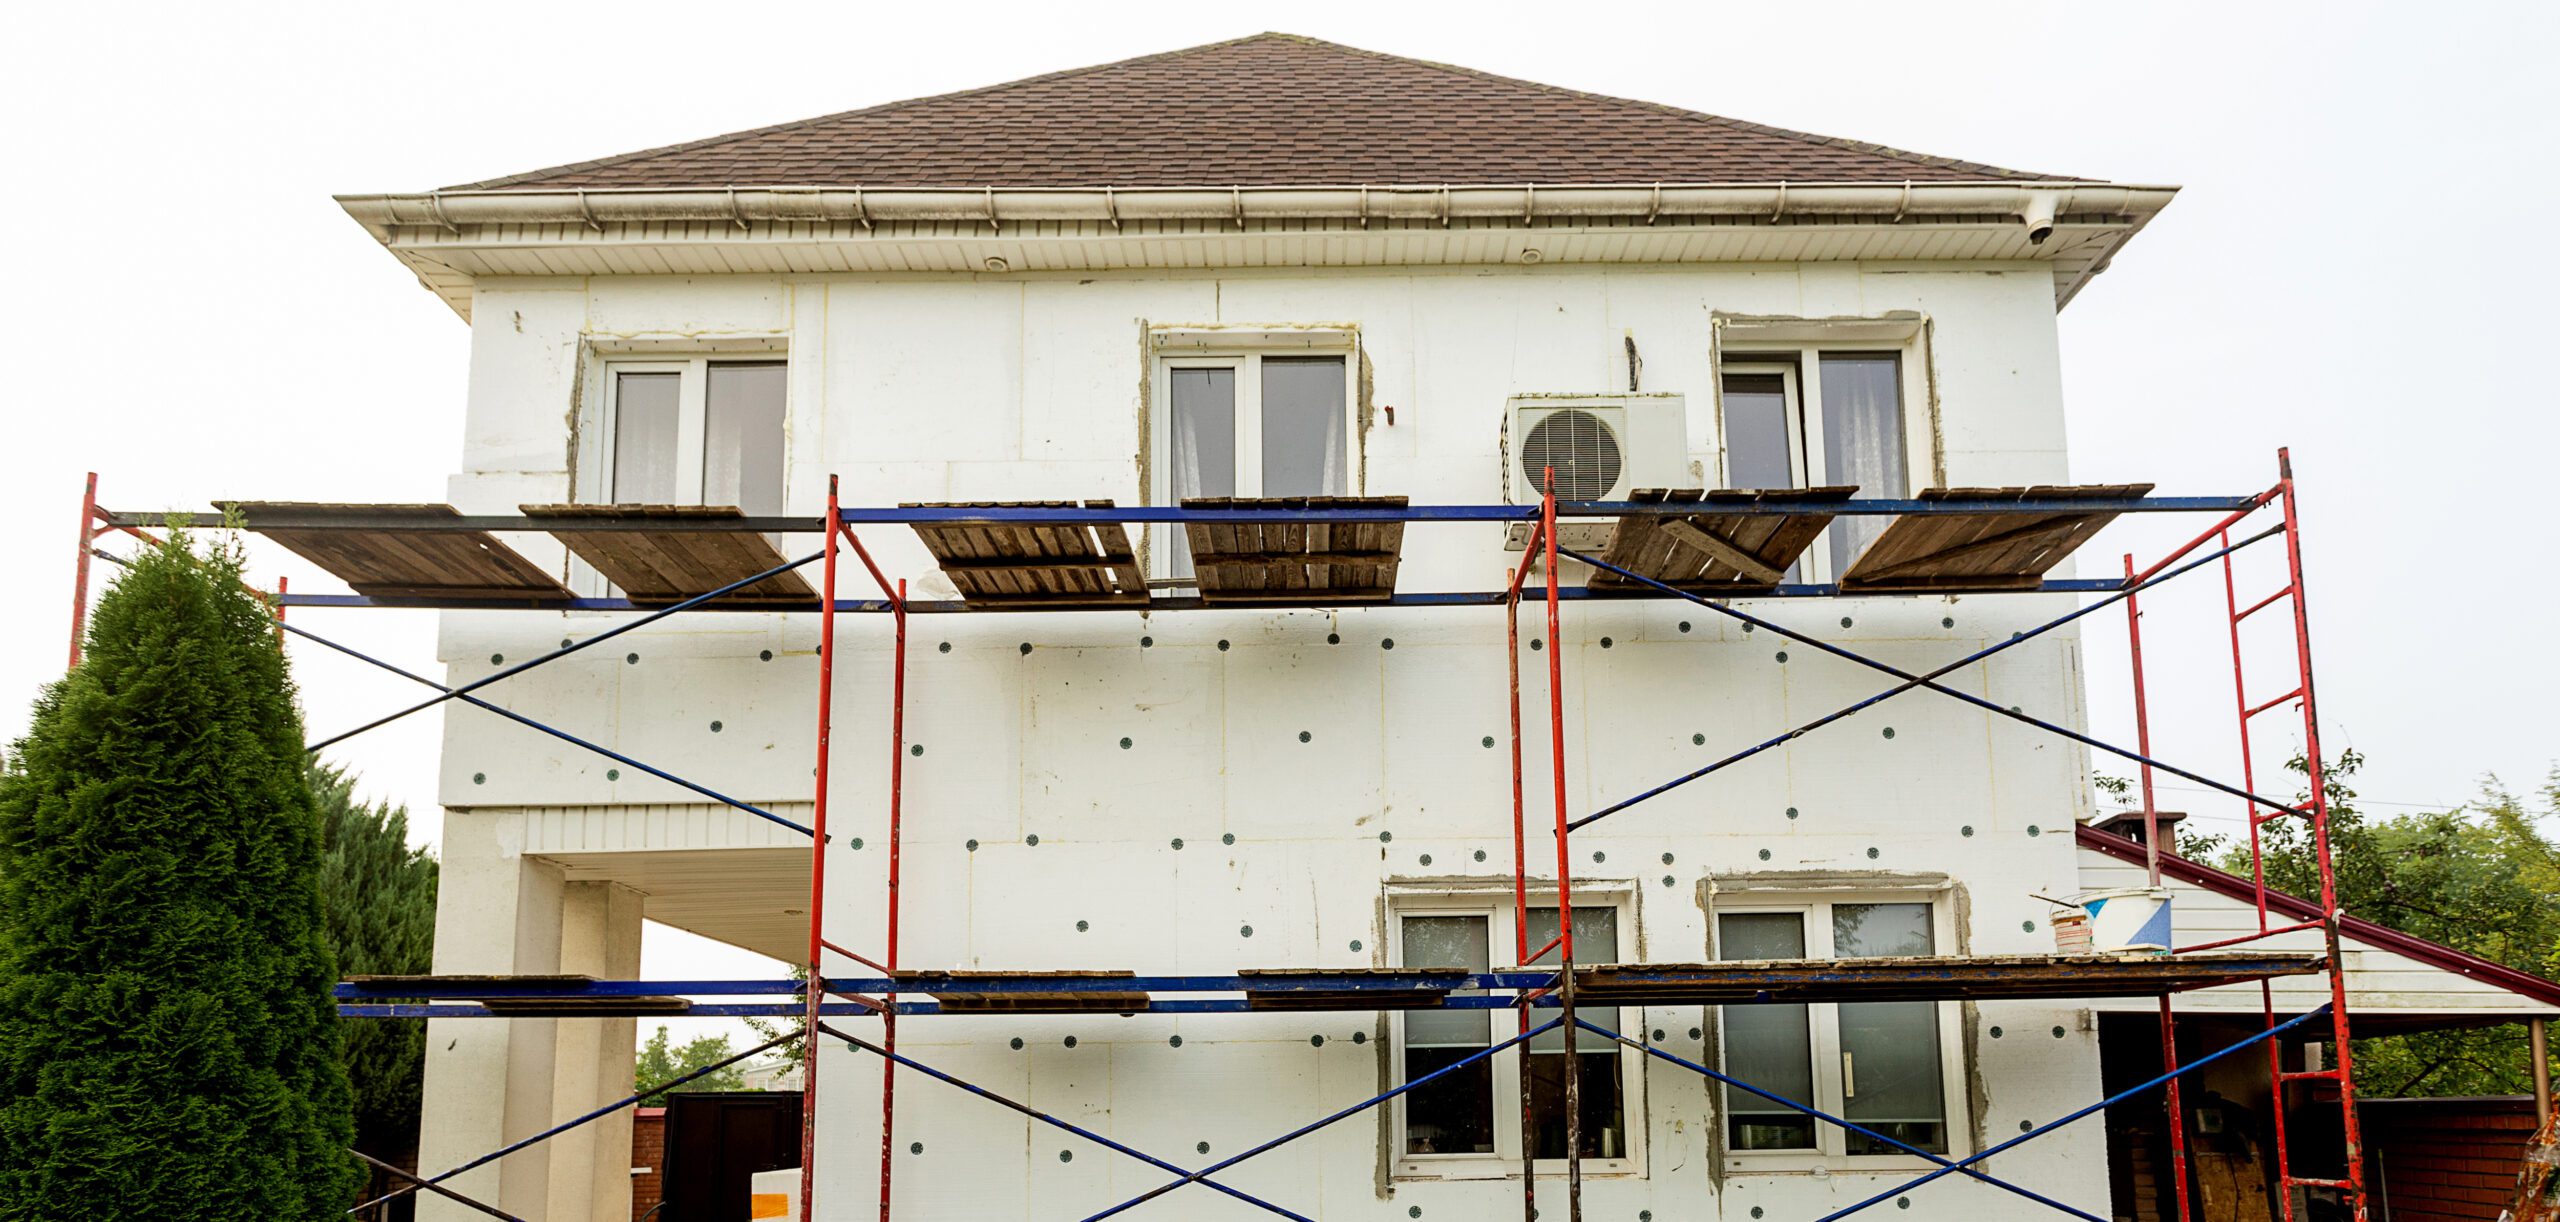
1501;394;1695;552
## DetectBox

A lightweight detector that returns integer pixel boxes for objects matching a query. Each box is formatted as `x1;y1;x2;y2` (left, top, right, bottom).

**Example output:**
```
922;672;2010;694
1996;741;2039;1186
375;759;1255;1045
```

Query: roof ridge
447;32;1302;191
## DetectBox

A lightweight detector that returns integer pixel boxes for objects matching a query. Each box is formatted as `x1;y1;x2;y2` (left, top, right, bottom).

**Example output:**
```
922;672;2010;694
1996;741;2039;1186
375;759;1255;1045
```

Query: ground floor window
1714;894;1969;1167
1391;890;1641;1176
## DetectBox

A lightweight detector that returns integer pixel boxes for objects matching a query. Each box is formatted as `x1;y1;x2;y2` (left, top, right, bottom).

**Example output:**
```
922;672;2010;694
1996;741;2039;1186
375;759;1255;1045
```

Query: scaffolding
68;450;2367;1222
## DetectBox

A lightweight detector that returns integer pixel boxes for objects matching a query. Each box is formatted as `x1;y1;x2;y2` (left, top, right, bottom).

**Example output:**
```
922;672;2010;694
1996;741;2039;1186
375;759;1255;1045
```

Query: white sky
5;2;2554;1039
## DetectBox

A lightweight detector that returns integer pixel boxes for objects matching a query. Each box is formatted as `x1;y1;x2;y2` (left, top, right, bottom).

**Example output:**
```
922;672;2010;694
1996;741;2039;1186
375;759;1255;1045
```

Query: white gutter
337;181;2174;238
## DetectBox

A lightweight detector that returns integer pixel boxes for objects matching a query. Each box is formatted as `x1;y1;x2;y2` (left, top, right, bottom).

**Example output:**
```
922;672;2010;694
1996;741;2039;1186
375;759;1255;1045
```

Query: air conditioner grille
1517;409;1624;501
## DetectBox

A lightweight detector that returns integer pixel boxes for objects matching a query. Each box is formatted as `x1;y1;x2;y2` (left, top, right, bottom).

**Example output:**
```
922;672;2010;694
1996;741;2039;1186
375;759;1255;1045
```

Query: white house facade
314;33;2549;1222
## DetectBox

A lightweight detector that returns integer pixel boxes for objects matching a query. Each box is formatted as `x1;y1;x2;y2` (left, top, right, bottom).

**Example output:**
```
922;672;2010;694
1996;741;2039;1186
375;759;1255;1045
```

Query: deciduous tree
635;1026;751;1103
2240;754;2560;1096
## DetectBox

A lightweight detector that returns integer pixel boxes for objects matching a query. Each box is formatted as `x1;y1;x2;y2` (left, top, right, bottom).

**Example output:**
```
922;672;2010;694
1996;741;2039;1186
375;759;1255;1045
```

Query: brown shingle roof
452;33;2071;191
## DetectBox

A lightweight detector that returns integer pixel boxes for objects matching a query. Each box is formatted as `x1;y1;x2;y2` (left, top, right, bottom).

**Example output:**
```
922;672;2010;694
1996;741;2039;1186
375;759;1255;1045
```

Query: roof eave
336;180;2177;321
341;179;2171;228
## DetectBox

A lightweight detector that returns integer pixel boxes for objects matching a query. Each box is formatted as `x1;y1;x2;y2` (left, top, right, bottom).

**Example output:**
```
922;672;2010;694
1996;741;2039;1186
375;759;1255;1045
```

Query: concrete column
417;812;567;1222
549;881;647;1222
2533;1018;2552;1126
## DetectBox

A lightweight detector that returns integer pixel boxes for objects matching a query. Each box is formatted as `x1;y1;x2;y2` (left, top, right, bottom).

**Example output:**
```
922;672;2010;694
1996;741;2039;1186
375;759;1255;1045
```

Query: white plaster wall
430;261;2112;1220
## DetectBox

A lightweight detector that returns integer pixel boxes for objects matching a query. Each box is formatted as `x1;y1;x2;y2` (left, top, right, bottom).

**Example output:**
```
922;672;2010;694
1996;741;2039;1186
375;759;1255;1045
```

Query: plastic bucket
2080;887;2174;953
2049;907;2095;954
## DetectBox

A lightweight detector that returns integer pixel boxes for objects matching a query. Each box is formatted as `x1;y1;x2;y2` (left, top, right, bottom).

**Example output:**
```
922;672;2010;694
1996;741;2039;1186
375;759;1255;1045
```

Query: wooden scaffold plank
904;500;1149;609
521;503;817;607
1590;486;1852;593
1838;484;2155;593
221;502;570;601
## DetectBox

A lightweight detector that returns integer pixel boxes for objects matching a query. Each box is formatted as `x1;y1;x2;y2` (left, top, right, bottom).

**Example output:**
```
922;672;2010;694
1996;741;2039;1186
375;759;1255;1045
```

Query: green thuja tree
0;534;358;1219
311;763;436;1184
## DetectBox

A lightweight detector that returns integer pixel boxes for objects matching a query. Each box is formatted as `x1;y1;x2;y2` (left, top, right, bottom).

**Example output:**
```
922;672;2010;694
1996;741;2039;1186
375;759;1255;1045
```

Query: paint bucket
747;1168;798;1220
2049;905;2095;954
2079;887;2174;953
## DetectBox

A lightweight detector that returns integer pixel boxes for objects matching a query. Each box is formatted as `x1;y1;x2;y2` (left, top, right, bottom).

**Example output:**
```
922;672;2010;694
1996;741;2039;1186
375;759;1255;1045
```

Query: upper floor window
1391;890;1642;1178
602;359;786;514
1714;895;1967;1168
1718;349;1910;578
1151;336;1355;579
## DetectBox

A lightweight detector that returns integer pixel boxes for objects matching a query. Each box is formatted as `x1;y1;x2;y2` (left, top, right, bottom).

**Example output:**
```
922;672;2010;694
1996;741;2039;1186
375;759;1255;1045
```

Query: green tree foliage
741;963;809;1068
0;535;358;1219
635;1026;749;1103
2228;752;2560;1097
311;763;436;1163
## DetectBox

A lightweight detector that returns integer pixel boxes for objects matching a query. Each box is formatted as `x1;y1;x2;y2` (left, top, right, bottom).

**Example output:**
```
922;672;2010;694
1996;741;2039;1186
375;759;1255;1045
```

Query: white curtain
1168;368;1235;578
1819;355;1908;575
1260;356;1348;497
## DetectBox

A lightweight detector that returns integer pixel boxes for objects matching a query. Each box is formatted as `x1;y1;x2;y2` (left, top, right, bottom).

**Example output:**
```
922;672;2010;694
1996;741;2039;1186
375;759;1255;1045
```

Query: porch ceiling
544;847;807;963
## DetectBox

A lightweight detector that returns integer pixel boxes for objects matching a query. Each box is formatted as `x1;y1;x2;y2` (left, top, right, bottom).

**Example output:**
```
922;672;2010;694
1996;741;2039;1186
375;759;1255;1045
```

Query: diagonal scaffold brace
1797;1005;2334;1221
818;1018;1565;1222
303;548;826;753
279;618;815;837
1557;522;2302;832
347;1028;798;1216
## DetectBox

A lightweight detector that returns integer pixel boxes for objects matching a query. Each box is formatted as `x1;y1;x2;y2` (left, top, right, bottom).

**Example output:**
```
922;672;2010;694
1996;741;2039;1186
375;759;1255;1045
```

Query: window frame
1146;338;1360;581
1713;340;1930;583
601;359;696;503
1386;884;1646;1182
1715;359;1812;491
592;356;790;507
1709;889;1971;1173
573;352;791;598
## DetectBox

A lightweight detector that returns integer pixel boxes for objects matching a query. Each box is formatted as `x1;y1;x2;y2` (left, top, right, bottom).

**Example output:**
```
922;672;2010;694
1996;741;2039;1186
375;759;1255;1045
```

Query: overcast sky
5;2;2553;1036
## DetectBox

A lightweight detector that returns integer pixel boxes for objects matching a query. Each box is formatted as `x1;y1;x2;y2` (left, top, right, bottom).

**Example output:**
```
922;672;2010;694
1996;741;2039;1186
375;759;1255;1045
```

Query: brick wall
2364;1097;2539;1222
631;1107;666;1219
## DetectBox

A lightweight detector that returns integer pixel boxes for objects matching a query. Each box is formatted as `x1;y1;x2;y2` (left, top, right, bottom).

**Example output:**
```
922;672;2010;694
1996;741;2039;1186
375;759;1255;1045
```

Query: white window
1717;347;1920;580
597;358;787;514
1389;890;1643;1178
1712;895;1969;1169
1150;341;1355;579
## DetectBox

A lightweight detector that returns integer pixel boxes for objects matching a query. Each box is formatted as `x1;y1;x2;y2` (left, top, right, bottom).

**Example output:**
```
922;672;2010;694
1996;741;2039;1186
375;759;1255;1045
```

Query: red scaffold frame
64;449;2369;1222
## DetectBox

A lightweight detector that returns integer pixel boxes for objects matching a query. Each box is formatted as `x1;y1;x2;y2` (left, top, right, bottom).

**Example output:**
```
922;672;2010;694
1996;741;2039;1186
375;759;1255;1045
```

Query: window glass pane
1521;907;1625;1159
1839;1001;1947;1154
1718;911;1808;960
1168;367;1236;579
1403;916;1490;1047
1522;906;1619;965
1719;913;1816;1150
1524;907;1619;1051
703;362;787;515
1400;915;1493;1156
1526;1049;1627;1160
1260;356;1346;497
1818;354;1906;574
1832;903;1934;958
1834;903;1944;1153
610;371;681;504
1721;373;1798;490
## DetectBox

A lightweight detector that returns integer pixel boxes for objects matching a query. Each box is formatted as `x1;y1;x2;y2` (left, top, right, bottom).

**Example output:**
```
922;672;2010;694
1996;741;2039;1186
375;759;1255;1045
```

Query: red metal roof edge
2075;823;2560;1009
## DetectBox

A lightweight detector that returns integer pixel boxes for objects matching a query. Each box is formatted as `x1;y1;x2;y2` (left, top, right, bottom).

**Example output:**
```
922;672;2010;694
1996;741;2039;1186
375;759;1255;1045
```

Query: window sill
1721;1155;1955;1176
1394;1159;1645;1182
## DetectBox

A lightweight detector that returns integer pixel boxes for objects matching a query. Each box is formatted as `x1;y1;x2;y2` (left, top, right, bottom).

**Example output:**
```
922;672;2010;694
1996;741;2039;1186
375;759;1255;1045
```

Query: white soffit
340;181;2175;321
